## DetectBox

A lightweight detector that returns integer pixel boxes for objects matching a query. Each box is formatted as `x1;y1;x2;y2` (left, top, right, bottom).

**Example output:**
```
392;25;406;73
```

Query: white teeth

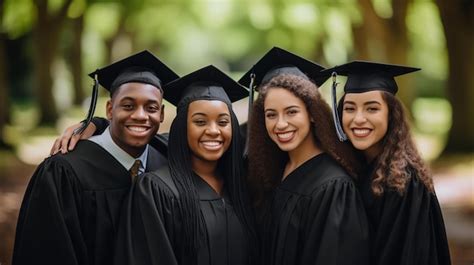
201;141;223;150
202;141;221;147
277;132;293;139
353;129;370;136
128;126;148;132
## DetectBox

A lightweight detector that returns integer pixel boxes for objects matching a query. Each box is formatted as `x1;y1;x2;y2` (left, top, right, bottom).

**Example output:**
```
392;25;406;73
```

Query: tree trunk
34;0;73;125
436;0;474;153
0;34;10;149
0;0;12;149
70;15;85;106
385;0;413;110
352;0;415;111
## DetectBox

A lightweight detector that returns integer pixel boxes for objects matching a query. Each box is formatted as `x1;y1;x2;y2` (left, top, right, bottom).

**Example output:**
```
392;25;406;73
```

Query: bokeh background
0;0;472;264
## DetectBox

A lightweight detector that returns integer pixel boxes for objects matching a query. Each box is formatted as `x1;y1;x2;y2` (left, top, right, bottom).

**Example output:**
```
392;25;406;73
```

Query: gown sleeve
114;171;180;265
373;177;451;265
12;156;86;265
91;116;109;135
300;178;370;265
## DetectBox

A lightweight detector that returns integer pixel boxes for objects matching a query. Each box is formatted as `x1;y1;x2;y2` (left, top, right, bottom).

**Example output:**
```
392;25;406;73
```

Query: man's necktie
129;160;142;180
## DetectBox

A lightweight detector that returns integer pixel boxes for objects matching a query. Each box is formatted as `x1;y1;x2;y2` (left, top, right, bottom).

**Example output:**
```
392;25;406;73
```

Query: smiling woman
114;65;258;265
328;61;451;265
263;88;316;171
341;91;389;161
187;100;232;168
243;47;369;265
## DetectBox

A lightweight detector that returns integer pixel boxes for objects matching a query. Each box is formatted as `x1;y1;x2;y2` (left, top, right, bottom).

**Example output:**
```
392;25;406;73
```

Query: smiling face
342;90;389;159
264;88;314;153
187;100;232;165
106;82;164;157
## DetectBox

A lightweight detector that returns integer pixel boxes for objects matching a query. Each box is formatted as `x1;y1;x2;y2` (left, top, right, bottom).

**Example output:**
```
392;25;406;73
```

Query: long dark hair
168;99;257;264
337;91;434;196
248;74;360;207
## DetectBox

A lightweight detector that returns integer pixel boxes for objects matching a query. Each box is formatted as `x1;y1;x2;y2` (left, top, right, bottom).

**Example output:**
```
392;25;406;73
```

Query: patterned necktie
129;160;142;180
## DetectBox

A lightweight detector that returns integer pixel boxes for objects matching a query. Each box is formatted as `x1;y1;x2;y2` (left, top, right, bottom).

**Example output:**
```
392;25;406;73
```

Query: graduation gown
12;140;166;265
359;165;451;265
261;153;369;265
115;169;249;265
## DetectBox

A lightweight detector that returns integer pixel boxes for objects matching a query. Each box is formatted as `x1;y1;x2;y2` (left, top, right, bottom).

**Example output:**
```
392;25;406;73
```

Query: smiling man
12;51;179;265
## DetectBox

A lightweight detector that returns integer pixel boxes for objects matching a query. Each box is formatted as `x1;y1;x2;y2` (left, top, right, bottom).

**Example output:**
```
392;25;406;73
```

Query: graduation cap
163;65;248;110
238;47;327;90
74;50;179;135
321;60;421;141
322;60;420;94
90;50;179;95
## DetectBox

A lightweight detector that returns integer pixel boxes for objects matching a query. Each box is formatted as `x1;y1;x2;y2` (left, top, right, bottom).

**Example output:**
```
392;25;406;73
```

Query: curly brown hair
338;91;434;196
248;74;361;206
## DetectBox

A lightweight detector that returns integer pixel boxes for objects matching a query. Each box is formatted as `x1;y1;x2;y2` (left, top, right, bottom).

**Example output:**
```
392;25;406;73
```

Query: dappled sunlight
435;173;473;209
0;0;472;262
17;136;56;166
0;192;22;224
432;155;474;209
413;132;446;161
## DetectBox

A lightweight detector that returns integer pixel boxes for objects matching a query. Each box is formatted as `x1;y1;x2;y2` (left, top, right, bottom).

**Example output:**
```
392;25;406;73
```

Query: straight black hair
167;100;258;264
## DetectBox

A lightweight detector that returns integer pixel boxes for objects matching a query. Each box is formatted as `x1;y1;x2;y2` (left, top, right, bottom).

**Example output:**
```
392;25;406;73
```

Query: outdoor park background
0;0;472;264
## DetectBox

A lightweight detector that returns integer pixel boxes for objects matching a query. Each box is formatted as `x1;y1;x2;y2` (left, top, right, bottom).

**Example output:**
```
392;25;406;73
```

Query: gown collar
193;173;227;201
278;153;327;192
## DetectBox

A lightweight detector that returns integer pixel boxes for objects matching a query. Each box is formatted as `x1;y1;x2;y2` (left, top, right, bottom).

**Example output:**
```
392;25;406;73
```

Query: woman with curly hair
240;47;369;265
326;61;451;265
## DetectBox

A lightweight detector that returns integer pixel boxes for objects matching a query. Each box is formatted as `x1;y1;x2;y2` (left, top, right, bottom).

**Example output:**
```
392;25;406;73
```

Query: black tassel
73;71;99;135
243;71;256;158
331;72;347;141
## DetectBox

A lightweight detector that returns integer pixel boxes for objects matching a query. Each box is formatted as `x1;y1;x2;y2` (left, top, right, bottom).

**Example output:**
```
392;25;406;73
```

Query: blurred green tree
351;0;416;112
68;14;85;105
33;0;74;125
0;0;11;149
0;0;471;154
436;0;474;153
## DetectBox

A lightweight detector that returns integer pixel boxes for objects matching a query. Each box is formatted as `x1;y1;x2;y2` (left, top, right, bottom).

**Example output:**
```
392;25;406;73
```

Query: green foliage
413;97;452;135
67;0;87;18
412;97;452;160
1;0;459;157
407;1;447;79
49;0;68;13
3;0;35;38
372;0;392;18
84;2;121;39
322;7;353;65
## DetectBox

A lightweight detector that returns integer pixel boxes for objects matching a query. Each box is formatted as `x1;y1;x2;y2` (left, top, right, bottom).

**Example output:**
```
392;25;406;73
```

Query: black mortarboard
89;50;179;95
321;60;420;94
163;65;248;110
322;60;420;141
238;47;326;89
74;50;179;135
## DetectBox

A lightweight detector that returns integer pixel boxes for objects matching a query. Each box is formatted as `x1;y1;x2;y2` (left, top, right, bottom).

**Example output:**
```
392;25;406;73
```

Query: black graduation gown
12;140;165;265
114;169;249;265
261;153;370;265
359;165;452;265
